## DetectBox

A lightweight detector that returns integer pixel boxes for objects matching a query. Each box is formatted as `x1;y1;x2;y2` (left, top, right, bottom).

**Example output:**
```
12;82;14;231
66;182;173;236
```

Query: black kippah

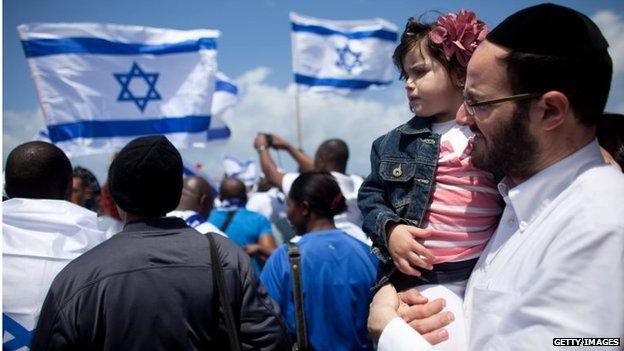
487;3;609;55
109;135;183;217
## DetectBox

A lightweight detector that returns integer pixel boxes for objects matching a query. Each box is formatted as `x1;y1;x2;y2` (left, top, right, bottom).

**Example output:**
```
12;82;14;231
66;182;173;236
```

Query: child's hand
387;223;435;277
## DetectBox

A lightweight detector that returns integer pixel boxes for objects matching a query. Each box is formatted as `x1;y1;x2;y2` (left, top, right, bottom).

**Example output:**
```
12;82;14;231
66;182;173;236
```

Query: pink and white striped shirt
423;121;503;264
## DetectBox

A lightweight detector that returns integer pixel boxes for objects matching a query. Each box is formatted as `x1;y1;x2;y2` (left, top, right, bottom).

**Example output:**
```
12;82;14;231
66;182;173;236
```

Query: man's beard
470;103;539;180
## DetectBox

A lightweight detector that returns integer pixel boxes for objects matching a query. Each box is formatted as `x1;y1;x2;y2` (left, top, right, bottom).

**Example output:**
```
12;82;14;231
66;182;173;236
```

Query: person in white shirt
253;133;370;245
368;4;624;351
3;141;106;351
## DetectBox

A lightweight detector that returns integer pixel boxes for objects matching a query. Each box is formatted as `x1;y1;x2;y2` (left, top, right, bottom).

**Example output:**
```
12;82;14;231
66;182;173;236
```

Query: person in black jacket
31;135;288;351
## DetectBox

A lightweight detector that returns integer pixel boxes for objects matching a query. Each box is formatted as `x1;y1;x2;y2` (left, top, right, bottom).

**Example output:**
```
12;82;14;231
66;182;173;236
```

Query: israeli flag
202;72;238;143
18;22;220;156
290;12;398;94
223;156;257;187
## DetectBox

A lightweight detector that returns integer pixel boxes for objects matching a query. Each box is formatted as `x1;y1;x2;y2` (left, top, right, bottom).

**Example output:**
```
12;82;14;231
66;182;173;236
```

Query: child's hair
393;11;488;88
289;172;347;219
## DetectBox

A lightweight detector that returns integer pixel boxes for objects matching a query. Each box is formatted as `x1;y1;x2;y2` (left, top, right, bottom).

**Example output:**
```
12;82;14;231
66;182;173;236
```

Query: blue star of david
335;44;363;74
113;62;161;112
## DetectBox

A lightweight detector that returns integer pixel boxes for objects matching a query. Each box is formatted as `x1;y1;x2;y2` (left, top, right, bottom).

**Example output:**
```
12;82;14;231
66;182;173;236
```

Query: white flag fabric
198;71;238;145
290;12;398;95
3;199;106;350
35;71;237;147
223;155;258;187
182;159;218;195
18;22;220;156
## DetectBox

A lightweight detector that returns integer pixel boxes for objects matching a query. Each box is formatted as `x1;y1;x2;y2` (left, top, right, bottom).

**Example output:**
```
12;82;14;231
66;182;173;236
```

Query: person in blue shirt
261;172;378;350
208;177;276;275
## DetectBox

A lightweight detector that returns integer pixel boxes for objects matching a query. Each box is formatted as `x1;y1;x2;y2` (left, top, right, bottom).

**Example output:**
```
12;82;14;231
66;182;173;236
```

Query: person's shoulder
241;208;271;223
573;164;624;226
371;117;427;149
3;198;98;219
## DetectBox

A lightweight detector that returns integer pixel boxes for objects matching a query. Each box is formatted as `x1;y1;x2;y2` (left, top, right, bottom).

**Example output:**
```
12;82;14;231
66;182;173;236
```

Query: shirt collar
398;116;433;135
497;139;604;230
218;198;246;210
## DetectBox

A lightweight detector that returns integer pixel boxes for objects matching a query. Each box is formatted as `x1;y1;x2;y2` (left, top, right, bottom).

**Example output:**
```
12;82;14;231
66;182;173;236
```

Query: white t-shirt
282;171;370;245
246;187;288;224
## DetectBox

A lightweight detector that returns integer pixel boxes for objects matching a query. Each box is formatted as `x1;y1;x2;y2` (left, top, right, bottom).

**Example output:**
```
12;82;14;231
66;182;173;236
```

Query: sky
3;0;624;184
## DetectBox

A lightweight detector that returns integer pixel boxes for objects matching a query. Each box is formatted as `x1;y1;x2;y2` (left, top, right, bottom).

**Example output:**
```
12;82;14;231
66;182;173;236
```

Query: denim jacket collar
397;116;433;135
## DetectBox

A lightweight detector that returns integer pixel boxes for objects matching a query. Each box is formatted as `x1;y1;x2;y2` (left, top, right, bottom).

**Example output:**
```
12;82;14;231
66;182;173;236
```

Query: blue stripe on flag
47;115;211;142
294;74;392;89
3;314;34;350
291;23;397;42
215;80;238;94
207;127;230;140
21;37;217;58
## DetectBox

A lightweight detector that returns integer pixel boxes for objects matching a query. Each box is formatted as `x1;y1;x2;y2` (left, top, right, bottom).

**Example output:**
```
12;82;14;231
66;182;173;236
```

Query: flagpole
294;85;303;150
290;13;304;150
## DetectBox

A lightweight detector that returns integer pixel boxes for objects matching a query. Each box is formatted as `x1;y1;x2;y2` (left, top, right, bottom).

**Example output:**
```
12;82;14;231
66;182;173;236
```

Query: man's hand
244;244;262;257
266;134;291;150
368;284;401;343
253;133;269;150
398;288;453;345
387;223;435;276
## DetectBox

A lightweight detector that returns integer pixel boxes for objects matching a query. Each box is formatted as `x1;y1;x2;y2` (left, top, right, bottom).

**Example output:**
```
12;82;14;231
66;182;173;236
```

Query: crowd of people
3;3;624;351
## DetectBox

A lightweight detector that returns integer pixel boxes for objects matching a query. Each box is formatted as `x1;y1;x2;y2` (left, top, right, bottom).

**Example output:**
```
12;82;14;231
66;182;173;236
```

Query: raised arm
254;133;285;189
268;133;315;172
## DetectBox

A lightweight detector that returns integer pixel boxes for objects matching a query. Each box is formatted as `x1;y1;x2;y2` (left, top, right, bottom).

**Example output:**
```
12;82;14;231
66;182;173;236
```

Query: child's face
402;42;463;122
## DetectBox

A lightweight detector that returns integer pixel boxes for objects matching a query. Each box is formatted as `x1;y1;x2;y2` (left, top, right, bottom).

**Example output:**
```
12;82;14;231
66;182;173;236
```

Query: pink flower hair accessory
429;10;488;67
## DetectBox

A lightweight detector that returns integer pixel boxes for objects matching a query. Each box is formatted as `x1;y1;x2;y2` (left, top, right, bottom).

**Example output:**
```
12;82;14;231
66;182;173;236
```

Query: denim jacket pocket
379;159;417;209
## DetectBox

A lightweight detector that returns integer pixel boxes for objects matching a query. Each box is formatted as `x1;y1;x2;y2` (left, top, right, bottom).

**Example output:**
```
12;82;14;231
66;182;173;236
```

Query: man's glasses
463;92;542;117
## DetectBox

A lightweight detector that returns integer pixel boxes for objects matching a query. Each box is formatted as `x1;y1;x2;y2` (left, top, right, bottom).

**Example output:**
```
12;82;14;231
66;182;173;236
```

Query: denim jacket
357;116;440;286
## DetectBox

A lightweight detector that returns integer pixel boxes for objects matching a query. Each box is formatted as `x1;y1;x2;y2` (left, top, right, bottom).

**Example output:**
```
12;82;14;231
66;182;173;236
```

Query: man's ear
538;91;570;131
301;201;311;217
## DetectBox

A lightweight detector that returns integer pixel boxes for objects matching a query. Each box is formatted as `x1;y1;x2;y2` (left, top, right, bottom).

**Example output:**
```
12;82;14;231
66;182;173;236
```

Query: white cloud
593;10;624;113
593;10;624;75
3;108;46;159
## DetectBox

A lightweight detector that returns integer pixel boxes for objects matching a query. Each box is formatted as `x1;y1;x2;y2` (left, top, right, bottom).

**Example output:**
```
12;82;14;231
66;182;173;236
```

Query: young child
358;11;502;350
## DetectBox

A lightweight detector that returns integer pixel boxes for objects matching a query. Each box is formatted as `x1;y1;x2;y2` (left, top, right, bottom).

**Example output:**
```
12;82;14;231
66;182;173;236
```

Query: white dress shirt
378;140;624;351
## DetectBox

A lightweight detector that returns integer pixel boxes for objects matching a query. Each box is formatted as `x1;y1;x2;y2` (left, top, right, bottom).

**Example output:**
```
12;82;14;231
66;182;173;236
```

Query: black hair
288;172;347;219
5;141;72;200
502;50;612;126
73;166;101;210
219;177;248;203
316;139;349;173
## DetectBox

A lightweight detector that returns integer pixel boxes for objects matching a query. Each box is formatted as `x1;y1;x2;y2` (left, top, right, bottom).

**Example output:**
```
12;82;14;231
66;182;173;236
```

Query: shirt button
519;221;528;231
507;218;515;227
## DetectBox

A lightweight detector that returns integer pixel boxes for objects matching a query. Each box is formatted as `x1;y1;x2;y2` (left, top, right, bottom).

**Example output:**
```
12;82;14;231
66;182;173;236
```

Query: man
167;175;225;235
368;4;624;350
3;142;105;351
254;133;369;244
208;177;277;274
31;136;287;350
70;166;100;211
